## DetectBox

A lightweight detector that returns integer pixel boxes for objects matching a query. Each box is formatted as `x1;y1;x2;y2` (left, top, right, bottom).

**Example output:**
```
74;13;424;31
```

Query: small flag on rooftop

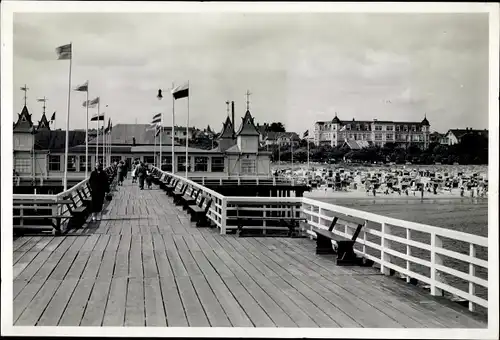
55;43;72;60
50;112;56;121
74;81;88;92
91;113;105;121
36;98;47;102
303;130;309;138
172;83;189;100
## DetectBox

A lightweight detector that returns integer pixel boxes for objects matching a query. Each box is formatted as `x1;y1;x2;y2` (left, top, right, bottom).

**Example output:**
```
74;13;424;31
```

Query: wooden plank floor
12;178;488;327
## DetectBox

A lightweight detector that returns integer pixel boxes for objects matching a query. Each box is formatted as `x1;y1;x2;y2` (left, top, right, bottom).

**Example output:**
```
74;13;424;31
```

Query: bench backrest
329;213;366;242
203;197;213;214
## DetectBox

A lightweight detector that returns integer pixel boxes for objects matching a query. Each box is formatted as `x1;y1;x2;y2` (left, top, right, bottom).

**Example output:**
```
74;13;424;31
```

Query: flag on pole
20;86;28;91
83;97;99;108
91;113;105;121
36;98;47;102
74;81;88;92
55;43;72;60
104;118;112;133
303;130;309;138
151;113;162;124
50;112;56;122
172;83;189;100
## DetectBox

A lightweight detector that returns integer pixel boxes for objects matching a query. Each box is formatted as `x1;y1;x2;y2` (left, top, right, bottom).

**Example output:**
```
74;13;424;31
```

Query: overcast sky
13;12;489;134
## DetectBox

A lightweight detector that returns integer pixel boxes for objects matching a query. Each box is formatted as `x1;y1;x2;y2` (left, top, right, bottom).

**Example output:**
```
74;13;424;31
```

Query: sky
13;12;490;134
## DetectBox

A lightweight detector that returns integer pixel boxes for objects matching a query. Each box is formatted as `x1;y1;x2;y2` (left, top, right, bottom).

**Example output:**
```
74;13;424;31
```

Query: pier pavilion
13;104;273;191
11;171;488;328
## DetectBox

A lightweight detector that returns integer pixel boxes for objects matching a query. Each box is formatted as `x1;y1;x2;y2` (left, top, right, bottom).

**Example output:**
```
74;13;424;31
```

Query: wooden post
406;229;412;283
220;196;227;235
469;244;476;312
380;222;392;275
430;233;443;296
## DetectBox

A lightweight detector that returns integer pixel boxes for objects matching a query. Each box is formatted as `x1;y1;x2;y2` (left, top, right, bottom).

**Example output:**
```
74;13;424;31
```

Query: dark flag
172;83;189;100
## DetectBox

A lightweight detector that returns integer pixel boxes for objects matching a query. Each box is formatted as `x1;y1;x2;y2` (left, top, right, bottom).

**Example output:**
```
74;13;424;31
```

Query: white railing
146;168;490;313
189;175;297;186
13;166;115;230
301;197;488;313
152;167;226;232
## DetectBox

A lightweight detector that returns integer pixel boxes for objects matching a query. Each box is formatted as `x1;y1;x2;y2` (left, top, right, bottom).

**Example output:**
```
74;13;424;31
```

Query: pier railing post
380;222;392;275
469;244;476;312
430;232;443;296
220;196;227;235
406;229;412;283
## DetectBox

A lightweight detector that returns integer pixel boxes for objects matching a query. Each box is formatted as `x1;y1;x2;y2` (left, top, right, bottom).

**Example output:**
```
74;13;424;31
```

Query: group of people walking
88;158;154;223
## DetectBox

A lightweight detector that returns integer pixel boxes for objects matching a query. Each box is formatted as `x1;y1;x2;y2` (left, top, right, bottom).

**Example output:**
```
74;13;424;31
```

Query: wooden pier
12;178;487;327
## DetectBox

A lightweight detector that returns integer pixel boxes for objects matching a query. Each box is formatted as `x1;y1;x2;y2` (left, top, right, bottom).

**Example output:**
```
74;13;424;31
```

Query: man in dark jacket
89;162;110;222
136;162;146;190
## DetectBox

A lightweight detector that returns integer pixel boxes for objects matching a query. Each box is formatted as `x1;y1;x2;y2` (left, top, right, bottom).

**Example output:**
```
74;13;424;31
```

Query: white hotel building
313;114;431;149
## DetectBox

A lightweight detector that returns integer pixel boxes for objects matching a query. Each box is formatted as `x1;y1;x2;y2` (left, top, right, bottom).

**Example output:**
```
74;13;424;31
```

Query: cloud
12;12;490;134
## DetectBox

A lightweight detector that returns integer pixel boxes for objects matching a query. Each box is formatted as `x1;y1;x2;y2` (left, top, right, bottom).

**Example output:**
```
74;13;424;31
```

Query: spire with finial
245;90;252;111
20;84;29;107
225;100;230;117
37;96;48;116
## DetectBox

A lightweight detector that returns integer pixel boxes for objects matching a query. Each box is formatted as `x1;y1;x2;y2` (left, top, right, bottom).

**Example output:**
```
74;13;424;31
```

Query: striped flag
151;113;162;125
303;130;309;138
90;113;105;121
55;43;72;60
83;97;100;108
37;98;47;102
74;81;88;92
50;112;56;121
104;118;112;133
172;83;189;100
20;85;28;91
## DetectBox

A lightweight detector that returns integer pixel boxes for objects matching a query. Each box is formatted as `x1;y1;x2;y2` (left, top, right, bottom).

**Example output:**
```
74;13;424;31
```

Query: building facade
313;114;431;149
441;128;489;146
13;104;272;185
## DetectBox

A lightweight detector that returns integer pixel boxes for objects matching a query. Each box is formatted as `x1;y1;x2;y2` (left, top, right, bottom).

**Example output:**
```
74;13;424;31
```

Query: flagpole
63;43;73;192
154;129;157;167
102;111;106;167
160;115;163;170
96;101;99;164
85;85;89;178
171;82;175;174
185;80;189;179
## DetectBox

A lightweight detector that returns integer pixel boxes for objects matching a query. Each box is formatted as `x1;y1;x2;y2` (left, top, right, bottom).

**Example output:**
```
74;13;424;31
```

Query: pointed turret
421;114;430;126
13;105;35;132
37;113;51;131
218;116;234;139
236;110;260;137
332;112;341;124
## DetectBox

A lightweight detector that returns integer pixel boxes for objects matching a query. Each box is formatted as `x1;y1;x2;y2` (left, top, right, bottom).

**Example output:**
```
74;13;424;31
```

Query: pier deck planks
11;178;488;327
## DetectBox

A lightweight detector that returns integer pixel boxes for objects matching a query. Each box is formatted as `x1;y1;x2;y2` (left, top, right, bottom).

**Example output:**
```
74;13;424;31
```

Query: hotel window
412;125;416;132
49;155;61;171
144;156;154;164
79;156;91;172
412;135;419;141
386;126;393;131
395;125;400;131
67;156;77;172
356;124;360;130
375;133;382;140
14;159;31;173
348;134;354;139
195;156;209;172
403;125;408;132
177;156;187;172
346;125;351;130
386;134;394;140
241;159;256;174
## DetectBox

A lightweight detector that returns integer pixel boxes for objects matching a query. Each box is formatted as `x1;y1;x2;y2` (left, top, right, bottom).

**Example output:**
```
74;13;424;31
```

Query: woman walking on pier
117;161;125;186
89;162;110;222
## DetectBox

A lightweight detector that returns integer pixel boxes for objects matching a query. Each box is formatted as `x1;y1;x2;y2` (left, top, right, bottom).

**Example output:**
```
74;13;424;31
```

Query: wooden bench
172;184;188;205
187;195;213;227
13;199;74;235
180;188;201;211
62;194;88;230
312;213;371;266
165;178;178;196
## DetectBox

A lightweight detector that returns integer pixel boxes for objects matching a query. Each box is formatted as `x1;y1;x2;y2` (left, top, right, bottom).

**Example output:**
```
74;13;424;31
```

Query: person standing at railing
89;162;110;222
